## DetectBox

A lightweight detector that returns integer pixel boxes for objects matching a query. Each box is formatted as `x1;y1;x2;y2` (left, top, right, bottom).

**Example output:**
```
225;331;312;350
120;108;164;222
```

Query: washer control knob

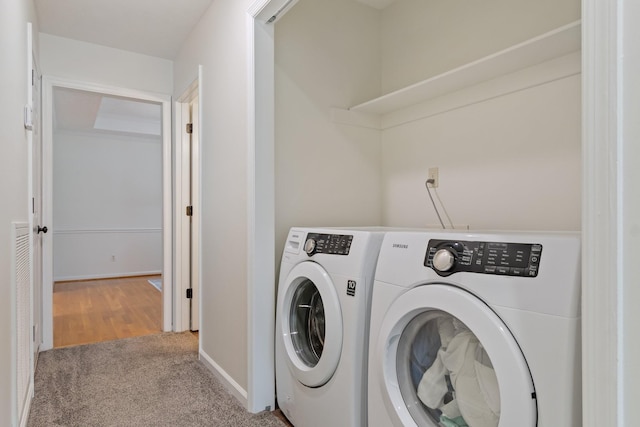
304;238;317;256
433;248;456;272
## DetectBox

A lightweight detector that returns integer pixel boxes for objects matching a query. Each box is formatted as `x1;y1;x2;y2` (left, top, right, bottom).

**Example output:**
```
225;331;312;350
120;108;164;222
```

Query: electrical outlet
428;167;439;188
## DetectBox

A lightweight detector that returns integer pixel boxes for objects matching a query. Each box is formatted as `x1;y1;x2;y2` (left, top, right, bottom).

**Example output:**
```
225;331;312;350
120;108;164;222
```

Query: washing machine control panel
425;239;542;277
305;233;353;256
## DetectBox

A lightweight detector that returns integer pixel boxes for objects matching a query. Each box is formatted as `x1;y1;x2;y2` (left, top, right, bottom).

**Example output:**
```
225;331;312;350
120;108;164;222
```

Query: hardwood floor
53;275;162;348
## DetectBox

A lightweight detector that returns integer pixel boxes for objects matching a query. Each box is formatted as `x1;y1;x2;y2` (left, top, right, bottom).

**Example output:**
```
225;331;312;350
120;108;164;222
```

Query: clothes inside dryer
397;310;500;427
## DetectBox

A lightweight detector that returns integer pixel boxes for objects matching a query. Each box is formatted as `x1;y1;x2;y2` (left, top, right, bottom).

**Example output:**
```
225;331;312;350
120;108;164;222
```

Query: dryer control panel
305;233;353;256
425;239;542;277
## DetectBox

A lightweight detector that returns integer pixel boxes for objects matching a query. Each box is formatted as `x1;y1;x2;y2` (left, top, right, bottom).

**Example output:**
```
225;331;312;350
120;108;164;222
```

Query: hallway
27;332;286;427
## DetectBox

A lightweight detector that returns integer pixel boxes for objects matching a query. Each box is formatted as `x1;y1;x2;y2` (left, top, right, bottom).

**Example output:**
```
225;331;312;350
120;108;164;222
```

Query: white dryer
368;230;581;427
276;227;387;427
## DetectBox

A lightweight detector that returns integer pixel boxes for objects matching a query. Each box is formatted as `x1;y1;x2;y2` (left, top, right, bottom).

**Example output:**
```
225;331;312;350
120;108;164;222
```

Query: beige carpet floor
27;332;286;427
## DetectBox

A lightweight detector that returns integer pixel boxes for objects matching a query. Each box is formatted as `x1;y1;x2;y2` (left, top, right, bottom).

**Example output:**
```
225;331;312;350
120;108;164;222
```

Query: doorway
51;87;163;346
41;77;173;351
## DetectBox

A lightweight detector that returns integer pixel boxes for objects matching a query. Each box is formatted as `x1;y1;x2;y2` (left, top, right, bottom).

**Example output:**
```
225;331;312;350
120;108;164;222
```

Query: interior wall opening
51;87;164;347
41;78;173;351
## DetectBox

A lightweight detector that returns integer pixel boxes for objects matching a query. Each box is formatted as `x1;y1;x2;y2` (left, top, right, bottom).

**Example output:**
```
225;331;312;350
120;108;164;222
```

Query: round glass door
289;279;326;367
397;310;500;427
375;284;536;427
281;261;342;387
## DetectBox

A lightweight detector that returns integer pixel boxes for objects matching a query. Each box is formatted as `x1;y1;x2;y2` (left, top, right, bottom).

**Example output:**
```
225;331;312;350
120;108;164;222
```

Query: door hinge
186;288;193;299
186;123;193;134
186;206;193;216
32;198;35;214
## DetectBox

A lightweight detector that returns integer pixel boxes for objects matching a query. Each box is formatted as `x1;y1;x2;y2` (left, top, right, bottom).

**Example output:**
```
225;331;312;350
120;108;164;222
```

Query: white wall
52;130;162;281
0;0;38;423
173;0;254;394
275;0;383;254
379;0;581;231
381;0;581;93
274;0;582;238
381;73;582;230
622;0;640;419
39;34;173;94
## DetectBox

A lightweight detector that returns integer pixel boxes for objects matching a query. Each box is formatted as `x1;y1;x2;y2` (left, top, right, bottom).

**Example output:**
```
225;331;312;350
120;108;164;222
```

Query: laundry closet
274;0;581;253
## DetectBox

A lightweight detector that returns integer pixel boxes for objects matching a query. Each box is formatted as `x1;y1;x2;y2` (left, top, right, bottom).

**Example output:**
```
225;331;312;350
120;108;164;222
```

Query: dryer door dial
304;238;317;256
432;248;455;272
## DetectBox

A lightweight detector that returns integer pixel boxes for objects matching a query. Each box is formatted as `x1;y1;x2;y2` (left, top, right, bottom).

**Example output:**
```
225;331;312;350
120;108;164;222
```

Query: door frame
581;0;637;424
174;70;202;332
40;76;173;350
247;0;298;412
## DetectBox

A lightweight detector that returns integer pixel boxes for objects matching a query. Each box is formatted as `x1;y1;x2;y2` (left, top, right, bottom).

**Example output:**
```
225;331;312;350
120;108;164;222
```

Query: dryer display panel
425;240;542;277
305;233;353;256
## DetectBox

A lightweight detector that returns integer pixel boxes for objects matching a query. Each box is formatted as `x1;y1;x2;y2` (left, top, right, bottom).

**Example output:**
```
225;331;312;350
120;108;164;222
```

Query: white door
31;55;44;360
374;284;536;427
277;261;343;387
188;97;200;331
177;90;200;332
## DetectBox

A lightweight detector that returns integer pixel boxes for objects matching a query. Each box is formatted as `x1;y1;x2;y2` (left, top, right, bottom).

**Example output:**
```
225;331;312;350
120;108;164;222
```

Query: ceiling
35;0;215;60
53;88;162;137
37;0;395;133
35;0;399;60
34;0;397;60
36;1;188;134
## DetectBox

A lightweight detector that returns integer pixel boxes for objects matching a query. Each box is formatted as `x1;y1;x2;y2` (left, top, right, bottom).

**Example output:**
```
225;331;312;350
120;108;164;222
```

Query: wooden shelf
350;20;581;115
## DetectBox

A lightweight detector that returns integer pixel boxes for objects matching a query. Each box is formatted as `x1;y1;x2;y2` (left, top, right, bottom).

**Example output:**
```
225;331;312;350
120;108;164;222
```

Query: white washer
276;227;387;427
368;230;581;427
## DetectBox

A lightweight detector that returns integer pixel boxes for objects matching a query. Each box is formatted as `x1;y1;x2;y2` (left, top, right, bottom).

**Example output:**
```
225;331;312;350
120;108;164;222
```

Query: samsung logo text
392;243;409;249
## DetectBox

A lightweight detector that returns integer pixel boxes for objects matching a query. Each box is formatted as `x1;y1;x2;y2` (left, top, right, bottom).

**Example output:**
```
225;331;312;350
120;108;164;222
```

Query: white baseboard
199;349;248;409
53;270;162;282
19;380;33;427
